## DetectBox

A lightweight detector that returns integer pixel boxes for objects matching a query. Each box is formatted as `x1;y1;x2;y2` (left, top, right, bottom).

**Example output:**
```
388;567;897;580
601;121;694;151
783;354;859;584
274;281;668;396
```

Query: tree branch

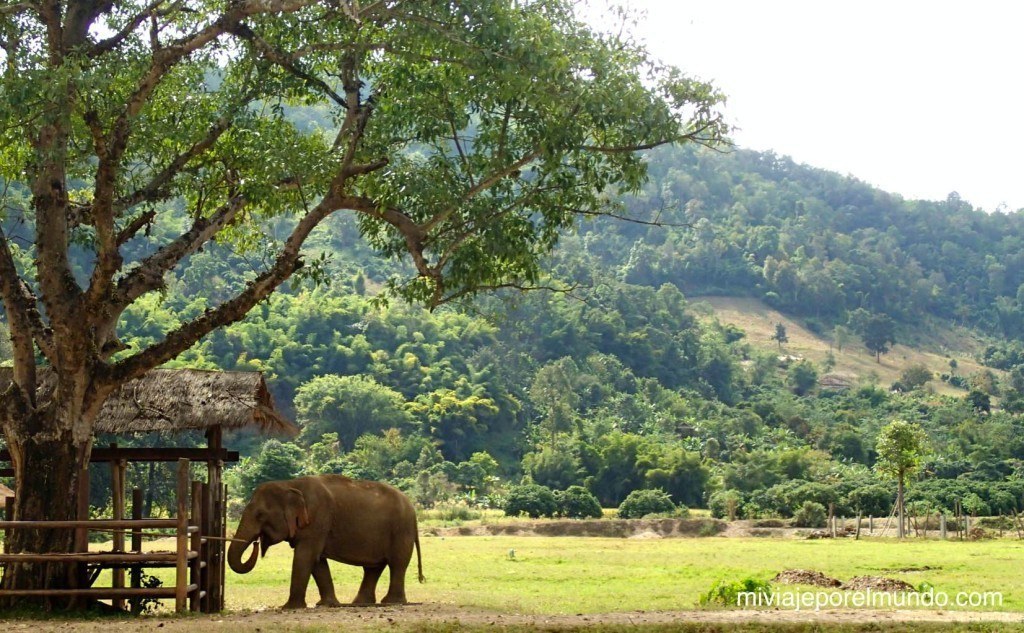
0;3;35;16
89;0;167;57
229;22;347;107
0;228;40;399
112;111;237;213
438;281;580;307
111;196;247;309
106;191;343;384
421;150;541;234
115;209;157;246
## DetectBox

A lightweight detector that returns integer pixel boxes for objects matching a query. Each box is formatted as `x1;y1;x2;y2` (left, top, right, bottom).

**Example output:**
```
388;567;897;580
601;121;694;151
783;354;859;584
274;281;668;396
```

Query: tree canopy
0;0;726;594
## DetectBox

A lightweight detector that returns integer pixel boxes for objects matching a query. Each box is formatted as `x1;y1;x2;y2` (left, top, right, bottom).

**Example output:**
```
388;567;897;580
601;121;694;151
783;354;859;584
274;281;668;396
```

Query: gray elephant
228;474;423;609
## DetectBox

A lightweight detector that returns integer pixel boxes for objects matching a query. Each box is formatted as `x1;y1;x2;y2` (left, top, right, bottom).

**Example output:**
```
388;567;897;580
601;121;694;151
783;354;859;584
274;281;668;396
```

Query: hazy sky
620;0;1024;212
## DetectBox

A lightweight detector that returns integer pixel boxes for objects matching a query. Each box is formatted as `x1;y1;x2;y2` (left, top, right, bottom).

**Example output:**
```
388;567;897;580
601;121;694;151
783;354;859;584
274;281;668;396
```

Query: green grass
125;536;1024;614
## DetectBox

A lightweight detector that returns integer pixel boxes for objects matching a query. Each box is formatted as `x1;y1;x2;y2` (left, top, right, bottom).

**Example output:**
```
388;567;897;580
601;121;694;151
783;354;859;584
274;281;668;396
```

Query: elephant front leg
282;544;318;609
352;565;385;604
313;559;342;608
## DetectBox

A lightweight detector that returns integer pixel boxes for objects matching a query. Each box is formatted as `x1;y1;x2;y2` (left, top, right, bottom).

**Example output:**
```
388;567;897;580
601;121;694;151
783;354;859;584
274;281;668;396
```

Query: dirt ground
2;603;1024;632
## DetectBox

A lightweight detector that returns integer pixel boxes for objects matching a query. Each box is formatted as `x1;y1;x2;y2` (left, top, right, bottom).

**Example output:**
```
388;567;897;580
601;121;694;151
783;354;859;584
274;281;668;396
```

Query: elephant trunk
228;537;260;574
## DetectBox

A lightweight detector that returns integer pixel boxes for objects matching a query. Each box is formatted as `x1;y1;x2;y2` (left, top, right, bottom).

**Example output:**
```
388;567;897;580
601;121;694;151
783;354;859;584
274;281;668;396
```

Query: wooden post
3;496;12;554
74;459;91;600
855;512;862;540
175;458;189;613
130;488;143;614
940;513;947;539
200;482;211;612
220;482;227;610
206;426;224;612
74;462;90;552
190;480;203;612
111;455;126;611
869;515;873;534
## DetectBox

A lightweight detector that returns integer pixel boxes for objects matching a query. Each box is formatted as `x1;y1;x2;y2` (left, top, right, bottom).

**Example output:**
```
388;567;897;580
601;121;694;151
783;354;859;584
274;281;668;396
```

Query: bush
433;501;481;522
503;483;558;518
699;577;772;607
556;486;603;519
708;489;744;520
617;489;676;519
793;501;827;528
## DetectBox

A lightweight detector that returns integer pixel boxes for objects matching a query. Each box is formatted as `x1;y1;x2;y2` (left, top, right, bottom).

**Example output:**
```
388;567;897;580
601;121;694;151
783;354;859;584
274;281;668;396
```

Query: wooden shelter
0;369;296;612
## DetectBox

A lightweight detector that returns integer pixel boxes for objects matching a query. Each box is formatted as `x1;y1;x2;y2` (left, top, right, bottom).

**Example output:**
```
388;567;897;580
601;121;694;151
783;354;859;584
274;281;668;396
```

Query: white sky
619;0;1024;212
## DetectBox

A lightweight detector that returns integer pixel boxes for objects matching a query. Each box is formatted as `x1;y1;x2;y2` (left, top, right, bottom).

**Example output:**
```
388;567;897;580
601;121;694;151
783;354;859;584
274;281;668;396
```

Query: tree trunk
1;416;91;606
897;475;905;539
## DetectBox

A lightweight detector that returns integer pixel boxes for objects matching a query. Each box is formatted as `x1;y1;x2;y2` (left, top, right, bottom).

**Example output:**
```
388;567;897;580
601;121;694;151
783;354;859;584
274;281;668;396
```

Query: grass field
124;535;1024;614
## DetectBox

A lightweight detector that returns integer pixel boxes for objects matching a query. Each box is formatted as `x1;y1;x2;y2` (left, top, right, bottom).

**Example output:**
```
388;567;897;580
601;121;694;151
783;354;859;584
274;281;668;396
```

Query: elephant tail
415;531;425;583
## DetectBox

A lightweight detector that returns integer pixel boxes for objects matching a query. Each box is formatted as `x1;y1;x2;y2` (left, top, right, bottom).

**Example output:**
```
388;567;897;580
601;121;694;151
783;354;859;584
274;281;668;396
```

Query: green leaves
875;419;929;480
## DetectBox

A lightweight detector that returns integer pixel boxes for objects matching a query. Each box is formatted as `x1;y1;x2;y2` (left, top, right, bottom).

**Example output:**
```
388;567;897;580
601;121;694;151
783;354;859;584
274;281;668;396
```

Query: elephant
228;474;423;609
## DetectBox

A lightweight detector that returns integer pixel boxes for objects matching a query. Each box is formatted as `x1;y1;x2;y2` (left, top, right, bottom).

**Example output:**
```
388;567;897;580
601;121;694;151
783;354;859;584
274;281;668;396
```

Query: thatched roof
0;483;13;499
0;368;297;436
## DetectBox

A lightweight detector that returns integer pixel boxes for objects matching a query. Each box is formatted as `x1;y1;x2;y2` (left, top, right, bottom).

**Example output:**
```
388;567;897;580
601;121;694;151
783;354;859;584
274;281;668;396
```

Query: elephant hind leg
381;553;412;604
352;565;385;605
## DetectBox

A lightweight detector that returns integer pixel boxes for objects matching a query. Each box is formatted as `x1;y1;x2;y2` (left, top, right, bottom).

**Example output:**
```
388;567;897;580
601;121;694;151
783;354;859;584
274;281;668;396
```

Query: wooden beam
0;519;180;529
0;448;239;464
0;585;198;598
0;551;196;563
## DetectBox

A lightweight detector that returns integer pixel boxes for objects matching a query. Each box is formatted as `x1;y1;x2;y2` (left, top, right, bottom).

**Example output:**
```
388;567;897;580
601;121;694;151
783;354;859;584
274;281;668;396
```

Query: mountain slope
696;296;994;396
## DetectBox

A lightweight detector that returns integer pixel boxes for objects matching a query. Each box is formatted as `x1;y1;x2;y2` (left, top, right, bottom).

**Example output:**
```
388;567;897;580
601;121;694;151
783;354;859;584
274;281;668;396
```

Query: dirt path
3;603;1023;632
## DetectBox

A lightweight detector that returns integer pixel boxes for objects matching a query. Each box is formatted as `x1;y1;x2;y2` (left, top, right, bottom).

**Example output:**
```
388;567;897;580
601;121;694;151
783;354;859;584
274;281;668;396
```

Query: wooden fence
0;458;225;613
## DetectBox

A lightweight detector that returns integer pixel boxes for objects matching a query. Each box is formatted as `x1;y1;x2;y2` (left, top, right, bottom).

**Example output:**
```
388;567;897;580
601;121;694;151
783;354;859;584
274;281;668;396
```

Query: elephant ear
285;487;311;539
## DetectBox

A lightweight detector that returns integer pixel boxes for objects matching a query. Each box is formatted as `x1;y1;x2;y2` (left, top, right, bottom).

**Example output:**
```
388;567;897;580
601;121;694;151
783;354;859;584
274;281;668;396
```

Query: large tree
0;0;724;594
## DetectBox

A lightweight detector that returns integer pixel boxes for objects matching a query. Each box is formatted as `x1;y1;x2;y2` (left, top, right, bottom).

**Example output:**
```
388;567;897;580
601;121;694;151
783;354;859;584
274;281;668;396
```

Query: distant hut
818;372;857;391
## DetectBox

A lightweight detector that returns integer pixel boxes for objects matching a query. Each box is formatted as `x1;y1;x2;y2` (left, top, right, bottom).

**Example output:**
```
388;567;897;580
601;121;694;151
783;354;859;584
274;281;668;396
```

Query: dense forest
5;142;1024;520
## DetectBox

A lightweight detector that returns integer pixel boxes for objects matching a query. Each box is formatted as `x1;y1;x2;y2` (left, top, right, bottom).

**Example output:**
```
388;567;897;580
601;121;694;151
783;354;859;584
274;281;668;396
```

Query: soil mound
841;576;916;592
772;569;841;588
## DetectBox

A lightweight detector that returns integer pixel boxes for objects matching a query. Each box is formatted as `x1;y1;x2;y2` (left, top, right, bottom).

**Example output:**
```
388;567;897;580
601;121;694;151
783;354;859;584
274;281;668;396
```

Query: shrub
556;486;603;519
434;501;481;522
617;489;676;519
503;483;558;518
709;489;744;520
699;577;772;607
793;501;827;528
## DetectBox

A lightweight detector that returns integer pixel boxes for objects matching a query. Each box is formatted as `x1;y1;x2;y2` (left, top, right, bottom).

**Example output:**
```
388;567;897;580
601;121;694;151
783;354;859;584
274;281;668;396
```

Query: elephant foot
351;595;376;605
281;599;307;610
316;598;343;608
381;594;408;605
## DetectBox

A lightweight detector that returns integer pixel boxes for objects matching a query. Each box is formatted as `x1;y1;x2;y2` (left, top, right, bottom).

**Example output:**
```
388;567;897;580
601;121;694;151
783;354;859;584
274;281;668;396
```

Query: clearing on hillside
695;296;995;396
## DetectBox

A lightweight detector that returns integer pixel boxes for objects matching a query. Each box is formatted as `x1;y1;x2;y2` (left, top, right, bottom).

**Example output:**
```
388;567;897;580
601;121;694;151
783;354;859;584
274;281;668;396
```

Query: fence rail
0;458;219;613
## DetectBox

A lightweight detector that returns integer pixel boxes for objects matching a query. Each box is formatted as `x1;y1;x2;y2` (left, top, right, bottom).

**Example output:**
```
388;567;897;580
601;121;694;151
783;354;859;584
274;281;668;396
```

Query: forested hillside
5;143;1024;520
